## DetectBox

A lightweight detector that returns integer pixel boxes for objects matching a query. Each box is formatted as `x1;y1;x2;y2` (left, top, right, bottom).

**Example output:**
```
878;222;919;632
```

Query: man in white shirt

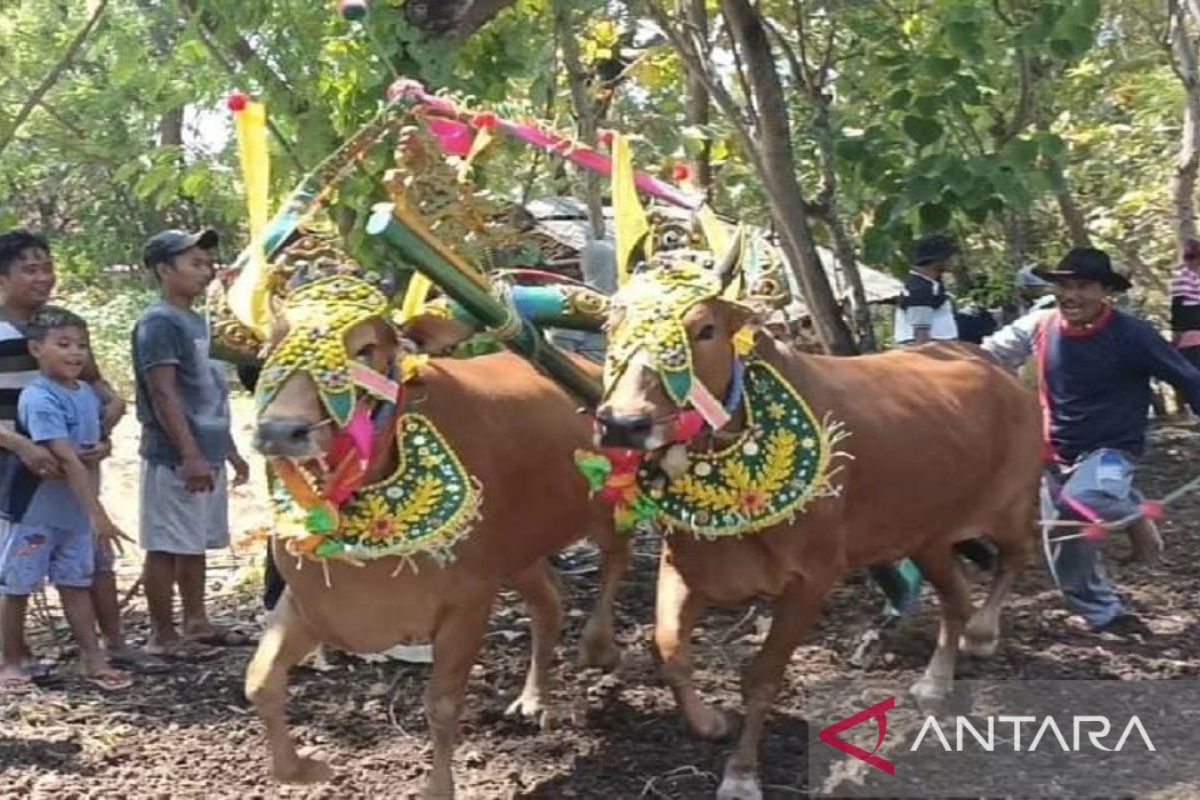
894;235;959;345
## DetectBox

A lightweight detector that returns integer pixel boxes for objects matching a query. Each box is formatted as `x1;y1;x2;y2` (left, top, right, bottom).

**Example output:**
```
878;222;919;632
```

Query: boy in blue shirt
0;307;133;691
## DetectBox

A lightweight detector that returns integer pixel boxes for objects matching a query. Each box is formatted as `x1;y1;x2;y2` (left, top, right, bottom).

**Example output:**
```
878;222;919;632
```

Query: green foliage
0;0;1191;316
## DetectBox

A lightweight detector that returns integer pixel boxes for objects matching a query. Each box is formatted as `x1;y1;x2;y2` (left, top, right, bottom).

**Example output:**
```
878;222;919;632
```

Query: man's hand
79;440;112;465
17;440;61;478
93;513;134;557
228;451;250;488
179;452;215;493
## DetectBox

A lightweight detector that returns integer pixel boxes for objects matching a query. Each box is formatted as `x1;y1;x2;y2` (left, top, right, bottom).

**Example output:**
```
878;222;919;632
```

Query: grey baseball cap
142;228;219;267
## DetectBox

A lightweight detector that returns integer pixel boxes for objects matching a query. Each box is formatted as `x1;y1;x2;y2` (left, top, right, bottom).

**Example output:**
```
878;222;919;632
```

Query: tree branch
0;0;109;157
0;64;89;140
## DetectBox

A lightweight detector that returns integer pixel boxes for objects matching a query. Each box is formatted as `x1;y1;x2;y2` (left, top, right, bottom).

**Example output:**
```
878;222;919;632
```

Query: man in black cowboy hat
984;246;1200;635
894;234;960;346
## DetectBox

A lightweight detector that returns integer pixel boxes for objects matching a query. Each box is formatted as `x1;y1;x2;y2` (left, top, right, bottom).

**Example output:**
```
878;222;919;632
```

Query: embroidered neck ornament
272;413;483;567
258;273;482;569
579;361;847;537
584;261;849;537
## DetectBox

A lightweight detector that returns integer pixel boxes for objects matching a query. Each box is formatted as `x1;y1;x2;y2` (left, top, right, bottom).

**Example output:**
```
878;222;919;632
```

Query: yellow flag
697;203;729;256
227;100;273;338
456;126;495;183
611;134;649;285
399;271;432;319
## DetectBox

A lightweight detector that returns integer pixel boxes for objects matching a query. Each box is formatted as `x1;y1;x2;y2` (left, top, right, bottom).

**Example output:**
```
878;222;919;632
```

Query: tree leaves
902;116;943;147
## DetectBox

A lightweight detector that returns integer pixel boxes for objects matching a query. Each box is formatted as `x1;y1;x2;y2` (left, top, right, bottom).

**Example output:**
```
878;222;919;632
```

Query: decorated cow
582;245;1043;800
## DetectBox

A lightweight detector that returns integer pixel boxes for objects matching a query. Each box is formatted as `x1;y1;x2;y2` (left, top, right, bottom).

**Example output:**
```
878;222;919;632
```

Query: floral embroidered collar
578;359;848;537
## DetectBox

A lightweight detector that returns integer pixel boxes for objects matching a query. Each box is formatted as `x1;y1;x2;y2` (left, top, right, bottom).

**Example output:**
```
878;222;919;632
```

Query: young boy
0;307;133;690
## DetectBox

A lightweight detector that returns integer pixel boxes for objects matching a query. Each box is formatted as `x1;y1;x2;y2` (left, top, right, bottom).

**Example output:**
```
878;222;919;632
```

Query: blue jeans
0;520;95;595
1042;449;1140;629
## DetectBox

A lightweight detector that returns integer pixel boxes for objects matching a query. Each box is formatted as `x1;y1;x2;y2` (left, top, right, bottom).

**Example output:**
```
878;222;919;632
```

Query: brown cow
249;310;629;799
595;264;1042;800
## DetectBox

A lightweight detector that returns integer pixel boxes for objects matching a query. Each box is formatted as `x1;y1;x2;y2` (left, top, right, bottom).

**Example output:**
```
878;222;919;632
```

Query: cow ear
398;314;477;355
715;299;755;335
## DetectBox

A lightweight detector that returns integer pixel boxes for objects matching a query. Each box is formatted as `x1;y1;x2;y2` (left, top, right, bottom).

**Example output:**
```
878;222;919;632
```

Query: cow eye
353;343;377;361
695;324;716;341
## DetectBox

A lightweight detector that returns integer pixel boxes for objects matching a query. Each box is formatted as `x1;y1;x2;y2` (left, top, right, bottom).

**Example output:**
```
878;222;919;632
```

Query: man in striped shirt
1170;238;1200;369
0;232;62;476
0;230;135;679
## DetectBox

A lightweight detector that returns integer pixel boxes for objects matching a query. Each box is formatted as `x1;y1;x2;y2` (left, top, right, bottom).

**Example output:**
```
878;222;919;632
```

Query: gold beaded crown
256;275;389;427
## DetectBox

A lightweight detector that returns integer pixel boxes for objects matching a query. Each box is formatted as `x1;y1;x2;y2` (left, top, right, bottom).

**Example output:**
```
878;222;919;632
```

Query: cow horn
714;226;744;289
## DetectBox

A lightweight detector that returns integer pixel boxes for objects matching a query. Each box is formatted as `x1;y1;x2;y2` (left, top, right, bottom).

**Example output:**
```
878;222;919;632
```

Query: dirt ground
2;399;1198;799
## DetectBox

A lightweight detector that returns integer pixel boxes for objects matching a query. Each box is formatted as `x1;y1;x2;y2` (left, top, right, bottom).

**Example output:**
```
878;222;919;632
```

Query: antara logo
817;697;896;774
817;696;1157;774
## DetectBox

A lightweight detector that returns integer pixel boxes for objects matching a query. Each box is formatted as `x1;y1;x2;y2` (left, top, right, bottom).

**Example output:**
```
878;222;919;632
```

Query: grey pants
1042;449;1141;629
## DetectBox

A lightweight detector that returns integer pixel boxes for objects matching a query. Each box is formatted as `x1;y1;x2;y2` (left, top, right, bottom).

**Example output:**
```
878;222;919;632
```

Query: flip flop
23;662;65;688
0;674;37;695
144;641;222;662
185;625;255;647
107;650;172;675
82;669;133;692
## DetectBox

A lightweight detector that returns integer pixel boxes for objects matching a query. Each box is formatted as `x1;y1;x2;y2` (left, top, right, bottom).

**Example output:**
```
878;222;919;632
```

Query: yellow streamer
400;271;432;319
457;126;495;183
611;134;649;286
227;100;273;339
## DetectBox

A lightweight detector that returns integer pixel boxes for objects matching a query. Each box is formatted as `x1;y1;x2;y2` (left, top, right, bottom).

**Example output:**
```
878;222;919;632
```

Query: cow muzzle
594;408;671;450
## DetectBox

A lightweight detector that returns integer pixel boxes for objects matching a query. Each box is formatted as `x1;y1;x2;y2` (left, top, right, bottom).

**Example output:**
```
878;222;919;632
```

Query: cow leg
655;546;728;740
506;560;562;726
910;548;973;706
244;590;325;783
579;534;631;669
963;509;1035;657
424;599;493;800
717;574;831;800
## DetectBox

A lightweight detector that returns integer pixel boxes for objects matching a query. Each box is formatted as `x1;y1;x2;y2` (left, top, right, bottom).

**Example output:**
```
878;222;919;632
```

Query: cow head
596;237;752;451
254;275;407;499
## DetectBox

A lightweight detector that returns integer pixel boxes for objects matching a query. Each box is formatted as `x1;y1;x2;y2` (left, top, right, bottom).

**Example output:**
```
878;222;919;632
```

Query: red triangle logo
817;696;896;775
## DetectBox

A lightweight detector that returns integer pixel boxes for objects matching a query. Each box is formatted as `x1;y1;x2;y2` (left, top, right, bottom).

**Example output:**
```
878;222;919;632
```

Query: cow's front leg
578;532;631;670
717;573;831;800
424;598;493;800
655;544;730;740
506;560;562;726
245;590;326;783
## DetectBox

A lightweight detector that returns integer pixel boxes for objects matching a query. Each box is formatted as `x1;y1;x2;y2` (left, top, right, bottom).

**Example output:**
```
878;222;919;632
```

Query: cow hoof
505;693;556;730
960;633;998;658
577;637;621;671
274;756;331;784
961;619;1000;657
715;773;763;800
688;706;734;741
910;676;950;709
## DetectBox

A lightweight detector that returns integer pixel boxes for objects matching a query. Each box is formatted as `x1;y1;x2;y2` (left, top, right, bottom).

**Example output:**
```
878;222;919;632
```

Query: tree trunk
810;95;876;351
1038;119;1091;247
720;0;856;355
1172;2;1200;247
1001;209;1027;268
553;0;606;241
679;0;713;192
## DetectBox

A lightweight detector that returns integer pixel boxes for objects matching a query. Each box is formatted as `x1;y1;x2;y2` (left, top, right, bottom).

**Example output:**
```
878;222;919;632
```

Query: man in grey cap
132;229;249;657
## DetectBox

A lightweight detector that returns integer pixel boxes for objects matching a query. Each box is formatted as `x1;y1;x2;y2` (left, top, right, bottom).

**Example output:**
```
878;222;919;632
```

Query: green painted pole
366;202;602;407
